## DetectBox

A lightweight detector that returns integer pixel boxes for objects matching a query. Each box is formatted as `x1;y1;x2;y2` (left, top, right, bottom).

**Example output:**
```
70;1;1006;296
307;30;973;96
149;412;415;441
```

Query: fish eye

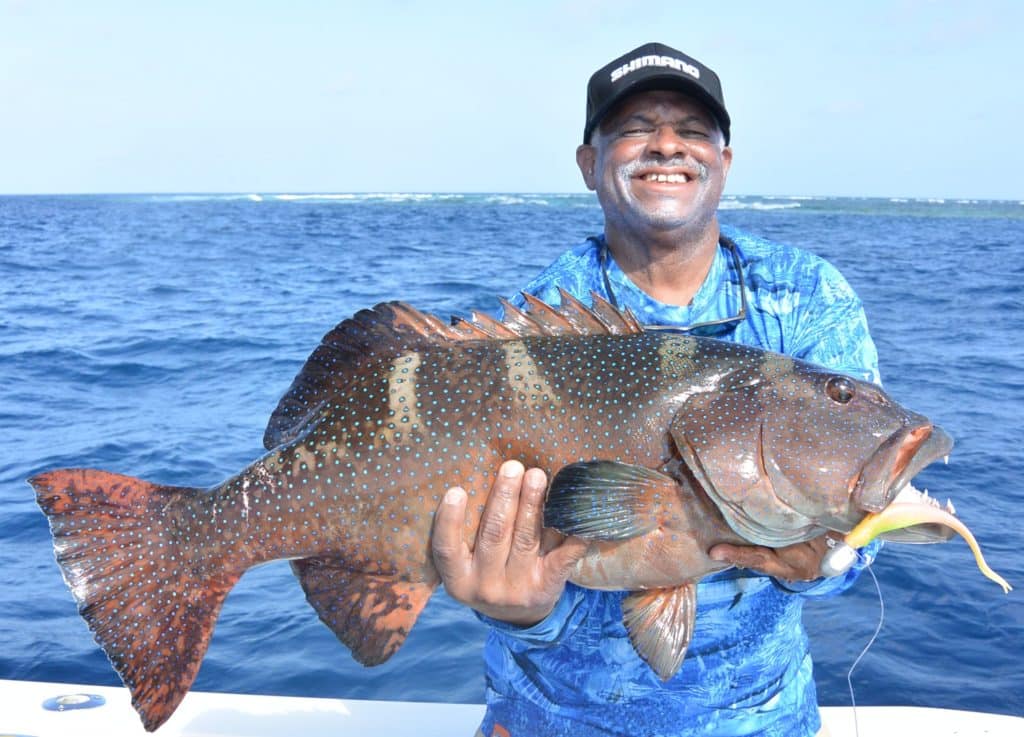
826;376;855;404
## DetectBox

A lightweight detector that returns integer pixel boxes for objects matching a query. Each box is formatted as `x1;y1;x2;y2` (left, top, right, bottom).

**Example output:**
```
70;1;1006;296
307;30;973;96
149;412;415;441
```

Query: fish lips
851;422;956;543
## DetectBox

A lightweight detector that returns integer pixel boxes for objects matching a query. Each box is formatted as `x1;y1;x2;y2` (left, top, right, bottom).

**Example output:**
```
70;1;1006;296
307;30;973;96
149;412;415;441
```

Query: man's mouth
639;172;692;184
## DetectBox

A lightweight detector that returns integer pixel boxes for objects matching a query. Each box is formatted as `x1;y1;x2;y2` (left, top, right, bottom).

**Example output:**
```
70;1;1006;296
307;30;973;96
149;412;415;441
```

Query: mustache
618;157;709;182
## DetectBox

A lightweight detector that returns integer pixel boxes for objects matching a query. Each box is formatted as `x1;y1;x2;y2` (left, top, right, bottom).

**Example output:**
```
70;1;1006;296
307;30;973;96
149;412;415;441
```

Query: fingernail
501;460;524;478
445;487;466;504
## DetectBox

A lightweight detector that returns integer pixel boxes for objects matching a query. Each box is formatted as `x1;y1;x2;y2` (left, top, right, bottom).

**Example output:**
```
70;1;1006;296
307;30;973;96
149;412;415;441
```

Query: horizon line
0;191;1021;203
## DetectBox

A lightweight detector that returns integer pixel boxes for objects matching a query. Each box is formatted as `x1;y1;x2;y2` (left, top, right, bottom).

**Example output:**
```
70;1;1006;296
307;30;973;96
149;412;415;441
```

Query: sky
2;1;1022;199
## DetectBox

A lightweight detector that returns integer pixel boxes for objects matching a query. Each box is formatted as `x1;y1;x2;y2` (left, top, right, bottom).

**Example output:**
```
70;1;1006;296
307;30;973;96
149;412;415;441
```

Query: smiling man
577;87;731;307
432;42;881;737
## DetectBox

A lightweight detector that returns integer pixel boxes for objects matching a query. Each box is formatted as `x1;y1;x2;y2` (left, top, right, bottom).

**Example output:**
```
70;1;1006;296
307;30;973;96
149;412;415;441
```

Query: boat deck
3;679;1021;736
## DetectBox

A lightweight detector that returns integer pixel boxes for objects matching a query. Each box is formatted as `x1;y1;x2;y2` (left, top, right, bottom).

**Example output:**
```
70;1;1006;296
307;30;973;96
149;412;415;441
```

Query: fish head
670;351;954;547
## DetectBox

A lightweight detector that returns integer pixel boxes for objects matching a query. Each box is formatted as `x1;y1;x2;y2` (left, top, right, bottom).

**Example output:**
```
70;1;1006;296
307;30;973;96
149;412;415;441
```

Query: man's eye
622;127;652;136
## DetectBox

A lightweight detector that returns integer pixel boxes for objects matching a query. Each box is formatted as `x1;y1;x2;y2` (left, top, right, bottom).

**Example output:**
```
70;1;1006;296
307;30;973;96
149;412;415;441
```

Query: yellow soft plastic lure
844;503;1012;593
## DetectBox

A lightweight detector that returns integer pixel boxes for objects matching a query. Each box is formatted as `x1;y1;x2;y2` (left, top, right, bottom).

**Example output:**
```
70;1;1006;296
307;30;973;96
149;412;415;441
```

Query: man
432;42;880;737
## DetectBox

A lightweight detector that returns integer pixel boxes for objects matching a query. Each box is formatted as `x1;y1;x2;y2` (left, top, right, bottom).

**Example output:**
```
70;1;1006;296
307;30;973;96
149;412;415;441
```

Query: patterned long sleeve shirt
476;225;882;737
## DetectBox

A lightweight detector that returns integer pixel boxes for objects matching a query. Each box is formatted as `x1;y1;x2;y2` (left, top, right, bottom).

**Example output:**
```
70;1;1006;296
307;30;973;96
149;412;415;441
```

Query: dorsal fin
585;290;645;334
262;293;644;449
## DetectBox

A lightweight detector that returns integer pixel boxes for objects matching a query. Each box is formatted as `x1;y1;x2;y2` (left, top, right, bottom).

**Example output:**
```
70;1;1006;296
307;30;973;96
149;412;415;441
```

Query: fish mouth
852;423;956;543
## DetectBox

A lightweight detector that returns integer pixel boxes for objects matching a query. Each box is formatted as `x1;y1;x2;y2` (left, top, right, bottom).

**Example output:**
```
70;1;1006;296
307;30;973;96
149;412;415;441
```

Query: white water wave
719;199;802;211
484;195;551;206
148;194;265;202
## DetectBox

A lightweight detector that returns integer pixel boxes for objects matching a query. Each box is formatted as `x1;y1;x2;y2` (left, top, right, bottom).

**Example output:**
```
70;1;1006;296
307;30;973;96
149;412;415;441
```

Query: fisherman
432;42;882;737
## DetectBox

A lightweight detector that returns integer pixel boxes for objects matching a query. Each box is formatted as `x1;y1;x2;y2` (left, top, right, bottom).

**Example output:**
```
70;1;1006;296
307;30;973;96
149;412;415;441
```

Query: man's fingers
710;538;832;581
711;543;772;572
510;467;548;557
433;462;575;625
771;536;834;581
473;460;526;565
431;486;472;584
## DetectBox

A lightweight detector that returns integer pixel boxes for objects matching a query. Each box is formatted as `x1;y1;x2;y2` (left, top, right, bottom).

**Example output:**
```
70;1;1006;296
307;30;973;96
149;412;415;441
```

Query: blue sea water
1;193;1021;718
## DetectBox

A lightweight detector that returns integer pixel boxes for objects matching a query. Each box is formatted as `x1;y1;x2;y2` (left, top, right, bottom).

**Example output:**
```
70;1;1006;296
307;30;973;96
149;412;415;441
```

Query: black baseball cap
584;42;730;145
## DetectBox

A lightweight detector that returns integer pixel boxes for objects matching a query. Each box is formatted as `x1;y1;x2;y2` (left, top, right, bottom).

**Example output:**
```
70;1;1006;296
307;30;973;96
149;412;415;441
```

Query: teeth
889;481;956;514
892;481;921;504
892;482;937;508
644;173;689;183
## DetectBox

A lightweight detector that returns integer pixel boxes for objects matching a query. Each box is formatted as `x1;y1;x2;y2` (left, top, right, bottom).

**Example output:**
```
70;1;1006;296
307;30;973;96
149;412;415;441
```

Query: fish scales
211;331;723;579
30;292;999;731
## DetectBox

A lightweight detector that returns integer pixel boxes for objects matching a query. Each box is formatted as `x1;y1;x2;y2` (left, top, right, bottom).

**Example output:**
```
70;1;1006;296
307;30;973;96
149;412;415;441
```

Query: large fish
30;293;1009;731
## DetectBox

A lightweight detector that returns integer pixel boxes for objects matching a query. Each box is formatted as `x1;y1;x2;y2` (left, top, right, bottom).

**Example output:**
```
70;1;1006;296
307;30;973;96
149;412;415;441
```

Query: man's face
577;90;732;237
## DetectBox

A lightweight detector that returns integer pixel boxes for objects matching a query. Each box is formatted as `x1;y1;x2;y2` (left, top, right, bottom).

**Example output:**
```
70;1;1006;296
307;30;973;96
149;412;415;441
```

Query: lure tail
845;502;1012;593
30;468;245;731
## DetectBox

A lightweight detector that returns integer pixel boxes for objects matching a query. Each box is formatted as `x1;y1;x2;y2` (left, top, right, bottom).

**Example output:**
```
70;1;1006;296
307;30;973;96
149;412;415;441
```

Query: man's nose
647;125;688;158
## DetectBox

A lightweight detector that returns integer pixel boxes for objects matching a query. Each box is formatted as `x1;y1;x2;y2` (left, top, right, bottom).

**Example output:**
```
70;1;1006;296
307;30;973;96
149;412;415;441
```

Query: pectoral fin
544;461;680;541
622;583;697;681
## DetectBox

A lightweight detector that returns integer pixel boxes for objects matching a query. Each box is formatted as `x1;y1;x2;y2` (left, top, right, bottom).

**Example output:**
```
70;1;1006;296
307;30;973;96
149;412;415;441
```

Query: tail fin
30;468;243;731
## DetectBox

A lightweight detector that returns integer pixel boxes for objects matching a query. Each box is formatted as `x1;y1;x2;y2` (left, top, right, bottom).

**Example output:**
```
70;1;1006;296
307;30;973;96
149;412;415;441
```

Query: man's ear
721;146;733;182
576;145;597;191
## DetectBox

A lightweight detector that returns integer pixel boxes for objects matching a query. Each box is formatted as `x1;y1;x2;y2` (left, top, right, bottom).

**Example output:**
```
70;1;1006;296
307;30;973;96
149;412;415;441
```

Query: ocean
1;193;1021;718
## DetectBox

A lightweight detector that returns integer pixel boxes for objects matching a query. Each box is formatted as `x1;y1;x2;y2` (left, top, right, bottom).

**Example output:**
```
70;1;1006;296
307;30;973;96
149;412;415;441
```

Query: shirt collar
594;234;737;326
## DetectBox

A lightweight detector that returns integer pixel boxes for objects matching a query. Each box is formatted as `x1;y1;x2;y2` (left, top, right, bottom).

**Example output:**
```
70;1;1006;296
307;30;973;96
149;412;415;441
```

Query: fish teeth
891;481;945;509
892;481;921;505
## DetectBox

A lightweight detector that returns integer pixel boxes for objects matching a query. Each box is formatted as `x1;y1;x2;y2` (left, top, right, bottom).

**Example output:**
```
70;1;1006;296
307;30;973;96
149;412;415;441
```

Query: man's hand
709;534;840;583
431;460;590;626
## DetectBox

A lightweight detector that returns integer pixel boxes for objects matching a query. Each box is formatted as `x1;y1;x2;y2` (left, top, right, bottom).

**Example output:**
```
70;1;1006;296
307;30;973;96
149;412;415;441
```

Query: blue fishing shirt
477;224;882;737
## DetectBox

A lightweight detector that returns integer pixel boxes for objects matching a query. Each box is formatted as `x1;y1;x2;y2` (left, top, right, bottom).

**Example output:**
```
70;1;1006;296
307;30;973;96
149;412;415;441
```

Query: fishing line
845;559;884;737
